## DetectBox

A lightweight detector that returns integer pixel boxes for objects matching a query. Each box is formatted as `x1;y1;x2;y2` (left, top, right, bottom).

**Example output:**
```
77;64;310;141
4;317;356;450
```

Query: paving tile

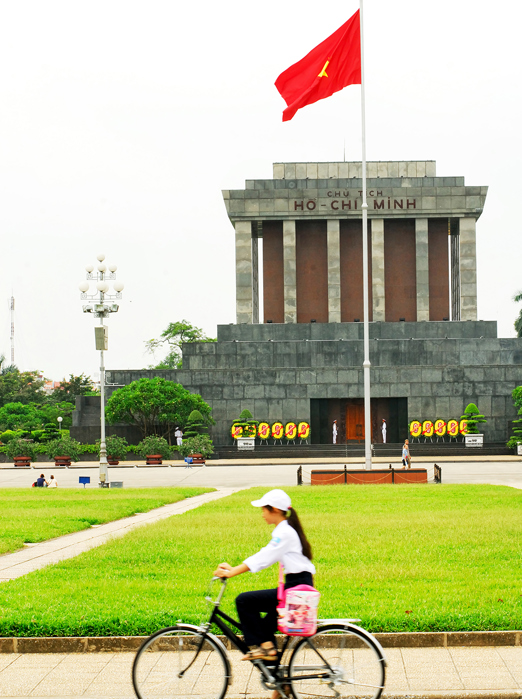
0;655;20;670
10;655;67;668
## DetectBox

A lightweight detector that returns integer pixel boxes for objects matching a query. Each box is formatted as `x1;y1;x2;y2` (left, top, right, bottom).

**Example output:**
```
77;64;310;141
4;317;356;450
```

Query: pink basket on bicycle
277;564;320;637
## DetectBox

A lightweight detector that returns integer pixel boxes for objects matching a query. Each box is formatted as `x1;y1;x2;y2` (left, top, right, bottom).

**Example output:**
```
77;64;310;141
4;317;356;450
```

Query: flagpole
359;0;372;470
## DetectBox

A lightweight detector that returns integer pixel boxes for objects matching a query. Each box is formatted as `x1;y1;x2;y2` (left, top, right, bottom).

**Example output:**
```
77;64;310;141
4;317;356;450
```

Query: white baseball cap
251;489;292;512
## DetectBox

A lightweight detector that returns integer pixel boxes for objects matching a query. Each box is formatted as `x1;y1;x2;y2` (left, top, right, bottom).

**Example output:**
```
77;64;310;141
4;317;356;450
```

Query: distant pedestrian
48;475;57;488
35;474;48;487
175;427;183;447
402;439;411;469
381;419;387;444
332;420;338;445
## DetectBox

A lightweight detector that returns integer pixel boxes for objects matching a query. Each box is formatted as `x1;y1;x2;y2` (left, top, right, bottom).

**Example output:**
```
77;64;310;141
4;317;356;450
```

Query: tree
515;292;522;338
40;401;75;429
183;410;210;439
461;403;487;434
48;374;95;403
0;402;46;431
105;377;213;441
0;368;46;408
145;320;216;369
507;386;522;448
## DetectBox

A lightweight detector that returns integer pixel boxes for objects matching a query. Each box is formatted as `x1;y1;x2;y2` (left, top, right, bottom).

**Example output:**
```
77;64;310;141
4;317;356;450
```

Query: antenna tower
10;297;14;365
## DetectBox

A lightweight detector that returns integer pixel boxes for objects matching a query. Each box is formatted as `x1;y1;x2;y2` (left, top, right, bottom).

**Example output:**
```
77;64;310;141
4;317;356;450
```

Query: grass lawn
0;487;213;555
0;484;521;636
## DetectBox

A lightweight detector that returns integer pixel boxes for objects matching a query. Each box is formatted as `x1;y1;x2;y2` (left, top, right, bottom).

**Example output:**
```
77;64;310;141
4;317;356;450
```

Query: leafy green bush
177;435;214;459
461;403;487;435
0;429;28;444
45;437;82;462
97;435;128;461
136;435;171;460
183;410;209;439
507;386;522;449
5;438;37;461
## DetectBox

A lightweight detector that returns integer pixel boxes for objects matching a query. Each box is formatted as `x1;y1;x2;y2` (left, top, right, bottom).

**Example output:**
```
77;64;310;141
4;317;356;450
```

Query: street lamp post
79;254;124;486
57;416;63;432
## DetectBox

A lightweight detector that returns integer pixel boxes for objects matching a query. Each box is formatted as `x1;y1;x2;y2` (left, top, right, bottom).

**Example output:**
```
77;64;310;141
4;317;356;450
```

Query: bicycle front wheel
288;624;385;699
132;624;230;699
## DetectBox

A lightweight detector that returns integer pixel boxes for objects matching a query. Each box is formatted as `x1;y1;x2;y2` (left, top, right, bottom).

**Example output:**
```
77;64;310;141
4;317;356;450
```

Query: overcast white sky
0;0;520;380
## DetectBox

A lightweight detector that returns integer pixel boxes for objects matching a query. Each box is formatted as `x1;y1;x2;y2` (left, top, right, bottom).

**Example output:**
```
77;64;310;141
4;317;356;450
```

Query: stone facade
101;321;521;446
71;160;521;450
223;160;487;325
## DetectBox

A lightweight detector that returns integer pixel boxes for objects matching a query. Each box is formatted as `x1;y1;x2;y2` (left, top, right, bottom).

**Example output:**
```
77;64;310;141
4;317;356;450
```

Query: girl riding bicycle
214;489;315;664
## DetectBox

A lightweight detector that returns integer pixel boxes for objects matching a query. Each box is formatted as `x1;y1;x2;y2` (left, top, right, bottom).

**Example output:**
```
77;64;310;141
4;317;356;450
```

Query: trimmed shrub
461;403;487;435
45;437;82;462
136;436;171;460
96;435;128;461
183;410;208;439
5;438;37;462
177;435;214;459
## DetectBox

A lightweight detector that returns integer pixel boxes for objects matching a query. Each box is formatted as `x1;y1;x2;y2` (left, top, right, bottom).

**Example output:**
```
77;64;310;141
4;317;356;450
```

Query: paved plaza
1;458;521;698
0;646;521;698
0;457;521;490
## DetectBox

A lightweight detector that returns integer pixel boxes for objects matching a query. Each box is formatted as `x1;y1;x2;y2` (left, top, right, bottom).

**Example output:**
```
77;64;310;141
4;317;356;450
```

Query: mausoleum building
73;161;520;450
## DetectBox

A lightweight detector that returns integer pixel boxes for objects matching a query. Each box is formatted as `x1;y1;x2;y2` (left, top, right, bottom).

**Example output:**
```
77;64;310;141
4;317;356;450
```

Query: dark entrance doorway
310;397;408;444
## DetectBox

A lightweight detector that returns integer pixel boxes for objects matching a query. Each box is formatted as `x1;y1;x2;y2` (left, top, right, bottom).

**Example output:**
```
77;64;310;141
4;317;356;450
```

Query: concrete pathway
0;646;521;697
0;489;238;582
1;459;522;490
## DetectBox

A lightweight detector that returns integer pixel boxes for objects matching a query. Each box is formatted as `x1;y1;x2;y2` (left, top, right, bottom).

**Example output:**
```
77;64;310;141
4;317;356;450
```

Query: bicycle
133;577;386;699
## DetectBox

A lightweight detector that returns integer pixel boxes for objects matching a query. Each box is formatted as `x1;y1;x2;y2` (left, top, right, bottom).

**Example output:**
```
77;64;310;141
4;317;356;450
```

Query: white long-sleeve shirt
243;520;316;575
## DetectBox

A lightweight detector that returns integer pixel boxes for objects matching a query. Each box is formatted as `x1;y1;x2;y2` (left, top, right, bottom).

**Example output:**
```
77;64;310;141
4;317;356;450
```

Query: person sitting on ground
213;489;315;669
35;473;48;487
48;474;57;488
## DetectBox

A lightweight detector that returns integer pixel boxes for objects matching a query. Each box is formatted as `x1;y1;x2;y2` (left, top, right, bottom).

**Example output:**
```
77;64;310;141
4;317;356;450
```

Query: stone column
235;221;253;324
371;218;385;321
252;233;259;324
415;218;430;321
283;221;297;323
460;217;478;320
327;220;341;323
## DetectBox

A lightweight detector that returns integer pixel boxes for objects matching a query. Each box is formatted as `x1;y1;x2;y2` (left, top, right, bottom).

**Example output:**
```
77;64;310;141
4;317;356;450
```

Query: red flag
275;11;361;122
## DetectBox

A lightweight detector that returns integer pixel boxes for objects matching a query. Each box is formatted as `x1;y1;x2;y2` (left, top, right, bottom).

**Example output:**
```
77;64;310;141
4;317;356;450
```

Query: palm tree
0;354;17;375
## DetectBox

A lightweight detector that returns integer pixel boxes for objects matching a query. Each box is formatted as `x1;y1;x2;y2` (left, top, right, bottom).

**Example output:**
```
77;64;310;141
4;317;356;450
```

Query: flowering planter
189;453;206;465
146;454;163;465
13;456;31;468
54;456;72;467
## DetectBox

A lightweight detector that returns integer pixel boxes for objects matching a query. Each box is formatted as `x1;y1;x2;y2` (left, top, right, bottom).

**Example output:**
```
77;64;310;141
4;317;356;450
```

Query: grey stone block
316;370;339;384
275;370;297;385
286;384;308;398
297;370;317;385
253;399;270;417
268;400;284;420
434;398;450;415
243;385;265;399
421;368;443;383
264;385;287;399
223;385;245;399
283;400;299;419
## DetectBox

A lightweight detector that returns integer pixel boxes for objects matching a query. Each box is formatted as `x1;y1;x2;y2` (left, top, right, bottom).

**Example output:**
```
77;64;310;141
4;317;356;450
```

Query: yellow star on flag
318;60;329;78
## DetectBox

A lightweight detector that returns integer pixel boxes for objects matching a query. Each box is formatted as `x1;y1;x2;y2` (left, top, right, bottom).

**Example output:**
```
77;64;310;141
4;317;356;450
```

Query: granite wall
88;321;522;445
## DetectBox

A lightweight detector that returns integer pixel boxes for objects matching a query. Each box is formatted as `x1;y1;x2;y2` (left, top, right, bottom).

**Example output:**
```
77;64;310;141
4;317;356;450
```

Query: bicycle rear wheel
132;624;230;699
288;624;385;699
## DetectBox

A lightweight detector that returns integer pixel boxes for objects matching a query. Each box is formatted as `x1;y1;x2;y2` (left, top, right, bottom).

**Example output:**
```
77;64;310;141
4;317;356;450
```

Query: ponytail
287;507;313;561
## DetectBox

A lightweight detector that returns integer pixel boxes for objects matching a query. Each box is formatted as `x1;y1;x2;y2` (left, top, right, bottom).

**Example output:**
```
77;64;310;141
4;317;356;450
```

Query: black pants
236;571;313;648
